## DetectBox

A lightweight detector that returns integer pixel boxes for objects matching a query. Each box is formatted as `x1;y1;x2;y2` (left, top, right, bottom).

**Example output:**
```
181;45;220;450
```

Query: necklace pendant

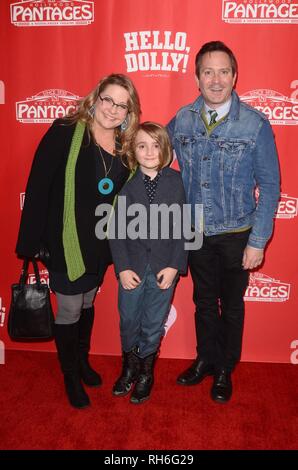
98;177;114;195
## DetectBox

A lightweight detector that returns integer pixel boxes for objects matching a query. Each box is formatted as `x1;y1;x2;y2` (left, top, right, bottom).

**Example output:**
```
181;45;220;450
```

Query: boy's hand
119;270;141;290
156;267;178;290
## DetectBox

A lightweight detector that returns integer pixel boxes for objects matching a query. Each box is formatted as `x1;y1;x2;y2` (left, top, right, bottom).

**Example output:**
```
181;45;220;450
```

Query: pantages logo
222;0;298;24
11;0;94;27
16;89;80;123
275;193;298;219
255;188;298;219
245;272;290;302
240;89;298;125
123;31;190;75
28;269;50;287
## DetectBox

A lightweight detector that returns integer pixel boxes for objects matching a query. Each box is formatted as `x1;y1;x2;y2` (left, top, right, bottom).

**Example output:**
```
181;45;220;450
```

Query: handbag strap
19;258;42;288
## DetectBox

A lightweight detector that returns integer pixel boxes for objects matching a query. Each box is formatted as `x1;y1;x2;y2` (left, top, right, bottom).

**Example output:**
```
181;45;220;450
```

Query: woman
16;74;141;409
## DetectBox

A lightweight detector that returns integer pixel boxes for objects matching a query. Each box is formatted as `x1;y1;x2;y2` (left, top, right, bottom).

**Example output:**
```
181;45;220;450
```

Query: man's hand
242;246;264;270
119;270;141;290
156;267;178;290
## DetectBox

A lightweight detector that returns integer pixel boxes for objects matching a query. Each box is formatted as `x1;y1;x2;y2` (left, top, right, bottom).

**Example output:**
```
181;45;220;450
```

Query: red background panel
0;0;297;363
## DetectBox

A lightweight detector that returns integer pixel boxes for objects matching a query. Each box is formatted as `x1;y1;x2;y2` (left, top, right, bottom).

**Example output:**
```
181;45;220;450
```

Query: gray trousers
55;287;98;325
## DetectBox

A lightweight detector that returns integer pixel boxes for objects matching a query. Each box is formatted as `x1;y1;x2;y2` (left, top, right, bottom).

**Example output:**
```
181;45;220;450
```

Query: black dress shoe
177;358;214;386
211;369;232;403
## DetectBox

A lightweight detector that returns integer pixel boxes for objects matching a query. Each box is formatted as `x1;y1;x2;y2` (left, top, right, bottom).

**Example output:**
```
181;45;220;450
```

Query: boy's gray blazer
108;167;188;279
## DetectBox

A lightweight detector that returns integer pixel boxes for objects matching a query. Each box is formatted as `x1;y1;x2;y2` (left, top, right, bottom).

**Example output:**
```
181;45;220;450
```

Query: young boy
109;122;188;404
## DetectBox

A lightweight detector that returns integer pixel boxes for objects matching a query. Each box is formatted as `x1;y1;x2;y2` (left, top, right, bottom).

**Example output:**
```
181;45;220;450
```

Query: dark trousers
189;230;250;371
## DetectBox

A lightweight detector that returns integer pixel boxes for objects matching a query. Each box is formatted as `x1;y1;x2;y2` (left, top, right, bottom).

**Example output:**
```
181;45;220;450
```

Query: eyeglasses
99;95;129;114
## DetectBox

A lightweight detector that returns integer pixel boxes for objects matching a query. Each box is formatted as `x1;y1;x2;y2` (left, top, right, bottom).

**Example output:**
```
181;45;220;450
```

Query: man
167;41;280;403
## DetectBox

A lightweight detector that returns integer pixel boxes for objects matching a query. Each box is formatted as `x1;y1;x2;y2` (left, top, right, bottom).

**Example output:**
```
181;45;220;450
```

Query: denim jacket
167;91;280;249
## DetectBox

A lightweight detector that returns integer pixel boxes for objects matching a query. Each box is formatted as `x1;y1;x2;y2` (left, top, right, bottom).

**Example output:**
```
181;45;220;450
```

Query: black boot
112;349;140;396
79;307;102;387
54;323;90;409
130;352;157;404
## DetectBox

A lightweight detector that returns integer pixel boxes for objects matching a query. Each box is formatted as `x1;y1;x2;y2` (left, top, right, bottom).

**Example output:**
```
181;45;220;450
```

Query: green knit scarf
62;121;86;281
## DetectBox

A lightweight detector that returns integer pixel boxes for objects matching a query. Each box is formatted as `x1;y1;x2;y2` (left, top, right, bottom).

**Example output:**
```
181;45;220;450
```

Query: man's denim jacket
167;91;280;249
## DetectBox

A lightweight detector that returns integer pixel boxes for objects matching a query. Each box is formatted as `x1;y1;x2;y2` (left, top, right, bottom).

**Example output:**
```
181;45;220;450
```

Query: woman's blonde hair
65;73;141;157
126;121;173;170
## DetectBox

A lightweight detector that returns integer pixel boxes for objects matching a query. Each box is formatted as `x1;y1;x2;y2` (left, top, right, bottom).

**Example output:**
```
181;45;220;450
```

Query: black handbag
8;258;55;340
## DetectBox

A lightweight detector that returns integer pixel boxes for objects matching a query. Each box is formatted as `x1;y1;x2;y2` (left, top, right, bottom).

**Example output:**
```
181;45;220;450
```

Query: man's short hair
195;41;238;78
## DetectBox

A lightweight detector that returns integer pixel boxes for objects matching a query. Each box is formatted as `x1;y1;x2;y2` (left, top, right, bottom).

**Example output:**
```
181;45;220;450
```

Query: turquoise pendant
98;177;114;195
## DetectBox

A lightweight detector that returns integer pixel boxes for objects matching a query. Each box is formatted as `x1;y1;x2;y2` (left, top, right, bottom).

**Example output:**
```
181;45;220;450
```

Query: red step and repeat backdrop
0;0;297;364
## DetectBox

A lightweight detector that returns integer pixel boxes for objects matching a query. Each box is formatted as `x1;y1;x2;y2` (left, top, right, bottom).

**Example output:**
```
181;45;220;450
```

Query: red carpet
0;350;297;450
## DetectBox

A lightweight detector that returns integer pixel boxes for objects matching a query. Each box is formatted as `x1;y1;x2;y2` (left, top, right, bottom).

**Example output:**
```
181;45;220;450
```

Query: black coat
16;119;129;273
109;167;188;279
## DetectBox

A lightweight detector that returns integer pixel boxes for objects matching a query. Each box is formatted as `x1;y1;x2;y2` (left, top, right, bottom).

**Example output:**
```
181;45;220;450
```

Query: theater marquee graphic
123;31;191;76
240;89;298;125
222;0;298;24
10;0;95;27
16;89;80;123
245;273;291;302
